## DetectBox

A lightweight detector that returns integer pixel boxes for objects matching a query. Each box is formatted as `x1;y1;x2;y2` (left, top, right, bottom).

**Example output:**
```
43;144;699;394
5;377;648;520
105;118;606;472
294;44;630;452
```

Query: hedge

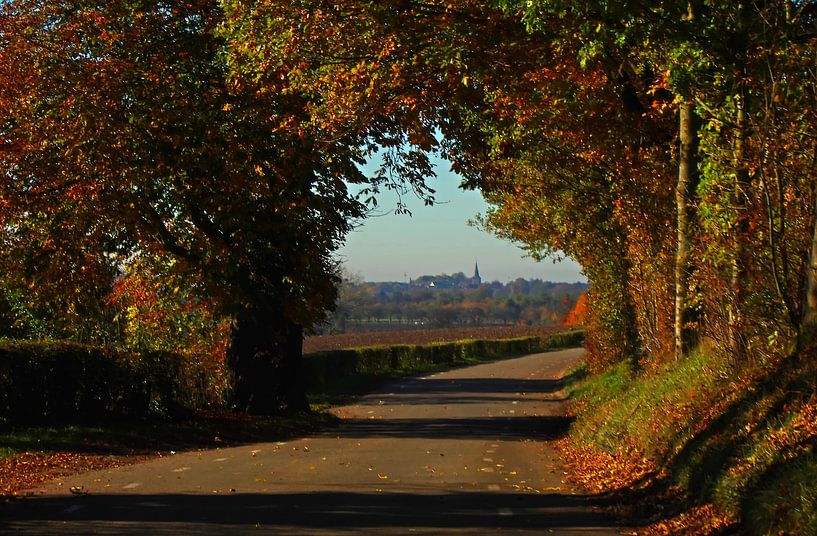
0;340;195;425
0;330;584;425
302;329;585;388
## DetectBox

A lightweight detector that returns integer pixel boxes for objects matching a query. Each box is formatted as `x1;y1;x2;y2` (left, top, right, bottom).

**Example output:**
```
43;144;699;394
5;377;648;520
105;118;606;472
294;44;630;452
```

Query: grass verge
559;343;817;534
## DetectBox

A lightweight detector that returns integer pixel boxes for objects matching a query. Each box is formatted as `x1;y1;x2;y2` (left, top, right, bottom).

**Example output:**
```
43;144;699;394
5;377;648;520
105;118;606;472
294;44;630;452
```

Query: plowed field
303;325;565;353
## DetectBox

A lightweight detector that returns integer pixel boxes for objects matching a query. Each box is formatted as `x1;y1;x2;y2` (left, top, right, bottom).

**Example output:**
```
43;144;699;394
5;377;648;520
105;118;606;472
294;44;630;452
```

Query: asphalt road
1;348;621;535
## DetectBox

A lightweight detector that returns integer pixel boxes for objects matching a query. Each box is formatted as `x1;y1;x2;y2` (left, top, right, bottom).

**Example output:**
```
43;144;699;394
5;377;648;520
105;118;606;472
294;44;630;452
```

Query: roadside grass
562;343;817;534
0;411;337;461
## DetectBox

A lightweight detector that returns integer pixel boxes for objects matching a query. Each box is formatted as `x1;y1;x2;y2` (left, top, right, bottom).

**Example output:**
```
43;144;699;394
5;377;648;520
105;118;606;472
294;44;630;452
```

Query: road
1;348;621;535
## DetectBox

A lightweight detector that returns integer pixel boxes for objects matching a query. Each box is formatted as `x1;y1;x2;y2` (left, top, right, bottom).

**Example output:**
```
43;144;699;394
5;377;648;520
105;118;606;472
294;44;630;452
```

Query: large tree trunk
675;102;700;360
227;307;309;414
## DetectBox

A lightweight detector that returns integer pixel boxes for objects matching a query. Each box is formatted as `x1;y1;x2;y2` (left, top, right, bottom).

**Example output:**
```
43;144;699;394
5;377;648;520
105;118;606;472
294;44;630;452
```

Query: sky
334;158;586;284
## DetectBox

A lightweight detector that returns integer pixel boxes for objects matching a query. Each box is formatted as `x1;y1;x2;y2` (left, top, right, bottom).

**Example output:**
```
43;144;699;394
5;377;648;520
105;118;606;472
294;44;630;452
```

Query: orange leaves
562;292;588;326
639;504;734;536
1;451;148;497
557;439;656;494
558;440;736;534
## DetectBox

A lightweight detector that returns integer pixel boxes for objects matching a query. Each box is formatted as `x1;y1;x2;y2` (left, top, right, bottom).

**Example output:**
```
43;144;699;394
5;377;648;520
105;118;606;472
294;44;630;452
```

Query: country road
1;348;622;535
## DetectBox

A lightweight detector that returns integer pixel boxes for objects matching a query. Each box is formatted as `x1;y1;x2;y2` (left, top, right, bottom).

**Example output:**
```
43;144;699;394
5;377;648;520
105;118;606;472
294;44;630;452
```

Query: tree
486;0;817;364
0;0;385;412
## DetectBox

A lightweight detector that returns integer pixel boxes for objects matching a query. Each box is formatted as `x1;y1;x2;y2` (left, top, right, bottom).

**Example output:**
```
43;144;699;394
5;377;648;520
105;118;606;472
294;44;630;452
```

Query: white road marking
498;508;514;516
172;467;191;473
213;457;229;462
122;482;141;490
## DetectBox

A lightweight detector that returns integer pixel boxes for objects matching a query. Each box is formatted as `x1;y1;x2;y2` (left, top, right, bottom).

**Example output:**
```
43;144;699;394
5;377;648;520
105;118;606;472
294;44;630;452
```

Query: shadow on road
353;377;571;406
1;491;619;534
320;416;574;440
374;377;570;395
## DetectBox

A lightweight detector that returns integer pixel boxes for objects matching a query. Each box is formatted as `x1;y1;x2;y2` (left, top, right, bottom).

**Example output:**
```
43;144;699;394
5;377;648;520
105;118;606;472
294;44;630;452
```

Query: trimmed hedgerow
302;330;584;388
0;330;584;425
0;340;193;425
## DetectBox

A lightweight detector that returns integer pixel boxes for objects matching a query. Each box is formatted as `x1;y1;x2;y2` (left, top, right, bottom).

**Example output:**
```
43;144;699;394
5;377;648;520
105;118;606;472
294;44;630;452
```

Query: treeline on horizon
318;275;588;333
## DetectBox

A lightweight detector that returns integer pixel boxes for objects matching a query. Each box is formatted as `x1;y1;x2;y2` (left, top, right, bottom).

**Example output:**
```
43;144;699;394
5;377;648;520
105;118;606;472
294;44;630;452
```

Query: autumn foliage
0;1;816;529
561;293;587;327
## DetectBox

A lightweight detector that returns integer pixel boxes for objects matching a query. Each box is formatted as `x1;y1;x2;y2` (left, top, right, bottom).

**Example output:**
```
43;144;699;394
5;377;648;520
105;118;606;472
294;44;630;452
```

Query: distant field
304;325;568;353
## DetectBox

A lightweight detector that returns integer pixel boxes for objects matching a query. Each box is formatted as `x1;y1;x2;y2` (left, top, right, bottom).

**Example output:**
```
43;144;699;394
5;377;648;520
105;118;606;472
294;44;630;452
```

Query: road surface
1;348;621;534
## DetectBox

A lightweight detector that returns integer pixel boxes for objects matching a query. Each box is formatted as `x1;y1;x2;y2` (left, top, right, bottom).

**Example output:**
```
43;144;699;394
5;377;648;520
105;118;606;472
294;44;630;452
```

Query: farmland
303;324;568;353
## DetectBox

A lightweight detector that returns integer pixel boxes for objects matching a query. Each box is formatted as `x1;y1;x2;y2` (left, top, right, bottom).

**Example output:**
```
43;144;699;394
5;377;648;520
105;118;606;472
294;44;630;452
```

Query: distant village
321;263;589;334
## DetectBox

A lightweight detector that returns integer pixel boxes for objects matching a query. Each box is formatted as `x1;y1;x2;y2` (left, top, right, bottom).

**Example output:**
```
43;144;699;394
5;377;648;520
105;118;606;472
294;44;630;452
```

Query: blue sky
335;159;585;284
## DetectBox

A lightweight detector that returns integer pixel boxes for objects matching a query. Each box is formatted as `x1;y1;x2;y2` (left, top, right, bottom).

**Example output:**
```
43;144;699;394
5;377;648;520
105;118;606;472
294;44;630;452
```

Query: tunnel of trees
1;0;816;412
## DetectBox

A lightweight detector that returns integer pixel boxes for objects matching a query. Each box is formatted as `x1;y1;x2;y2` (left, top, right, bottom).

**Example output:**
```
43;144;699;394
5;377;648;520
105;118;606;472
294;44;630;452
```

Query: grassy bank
562;342;817;534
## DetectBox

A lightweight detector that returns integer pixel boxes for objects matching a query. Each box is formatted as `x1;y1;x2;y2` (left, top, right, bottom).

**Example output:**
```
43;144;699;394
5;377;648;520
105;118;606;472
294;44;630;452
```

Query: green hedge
303;330;584;387
0;341;191;425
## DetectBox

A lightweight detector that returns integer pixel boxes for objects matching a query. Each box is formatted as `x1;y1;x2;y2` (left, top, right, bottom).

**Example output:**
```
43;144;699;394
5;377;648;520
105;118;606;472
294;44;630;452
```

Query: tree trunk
730;86;750;359
227;308;309;414
675;102;700;360
803;193;817;335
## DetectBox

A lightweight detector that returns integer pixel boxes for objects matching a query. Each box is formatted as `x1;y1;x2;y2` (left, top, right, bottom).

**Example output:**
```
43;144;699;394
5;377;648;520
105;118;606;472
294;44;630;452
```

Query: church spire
471;260;481;287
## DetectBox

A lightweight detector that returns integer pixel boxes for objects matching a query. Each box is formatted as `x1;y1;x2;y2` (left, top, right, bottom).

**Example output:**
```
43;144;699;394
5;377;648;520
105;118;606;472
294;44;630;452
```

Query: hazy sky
335;158;585;284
